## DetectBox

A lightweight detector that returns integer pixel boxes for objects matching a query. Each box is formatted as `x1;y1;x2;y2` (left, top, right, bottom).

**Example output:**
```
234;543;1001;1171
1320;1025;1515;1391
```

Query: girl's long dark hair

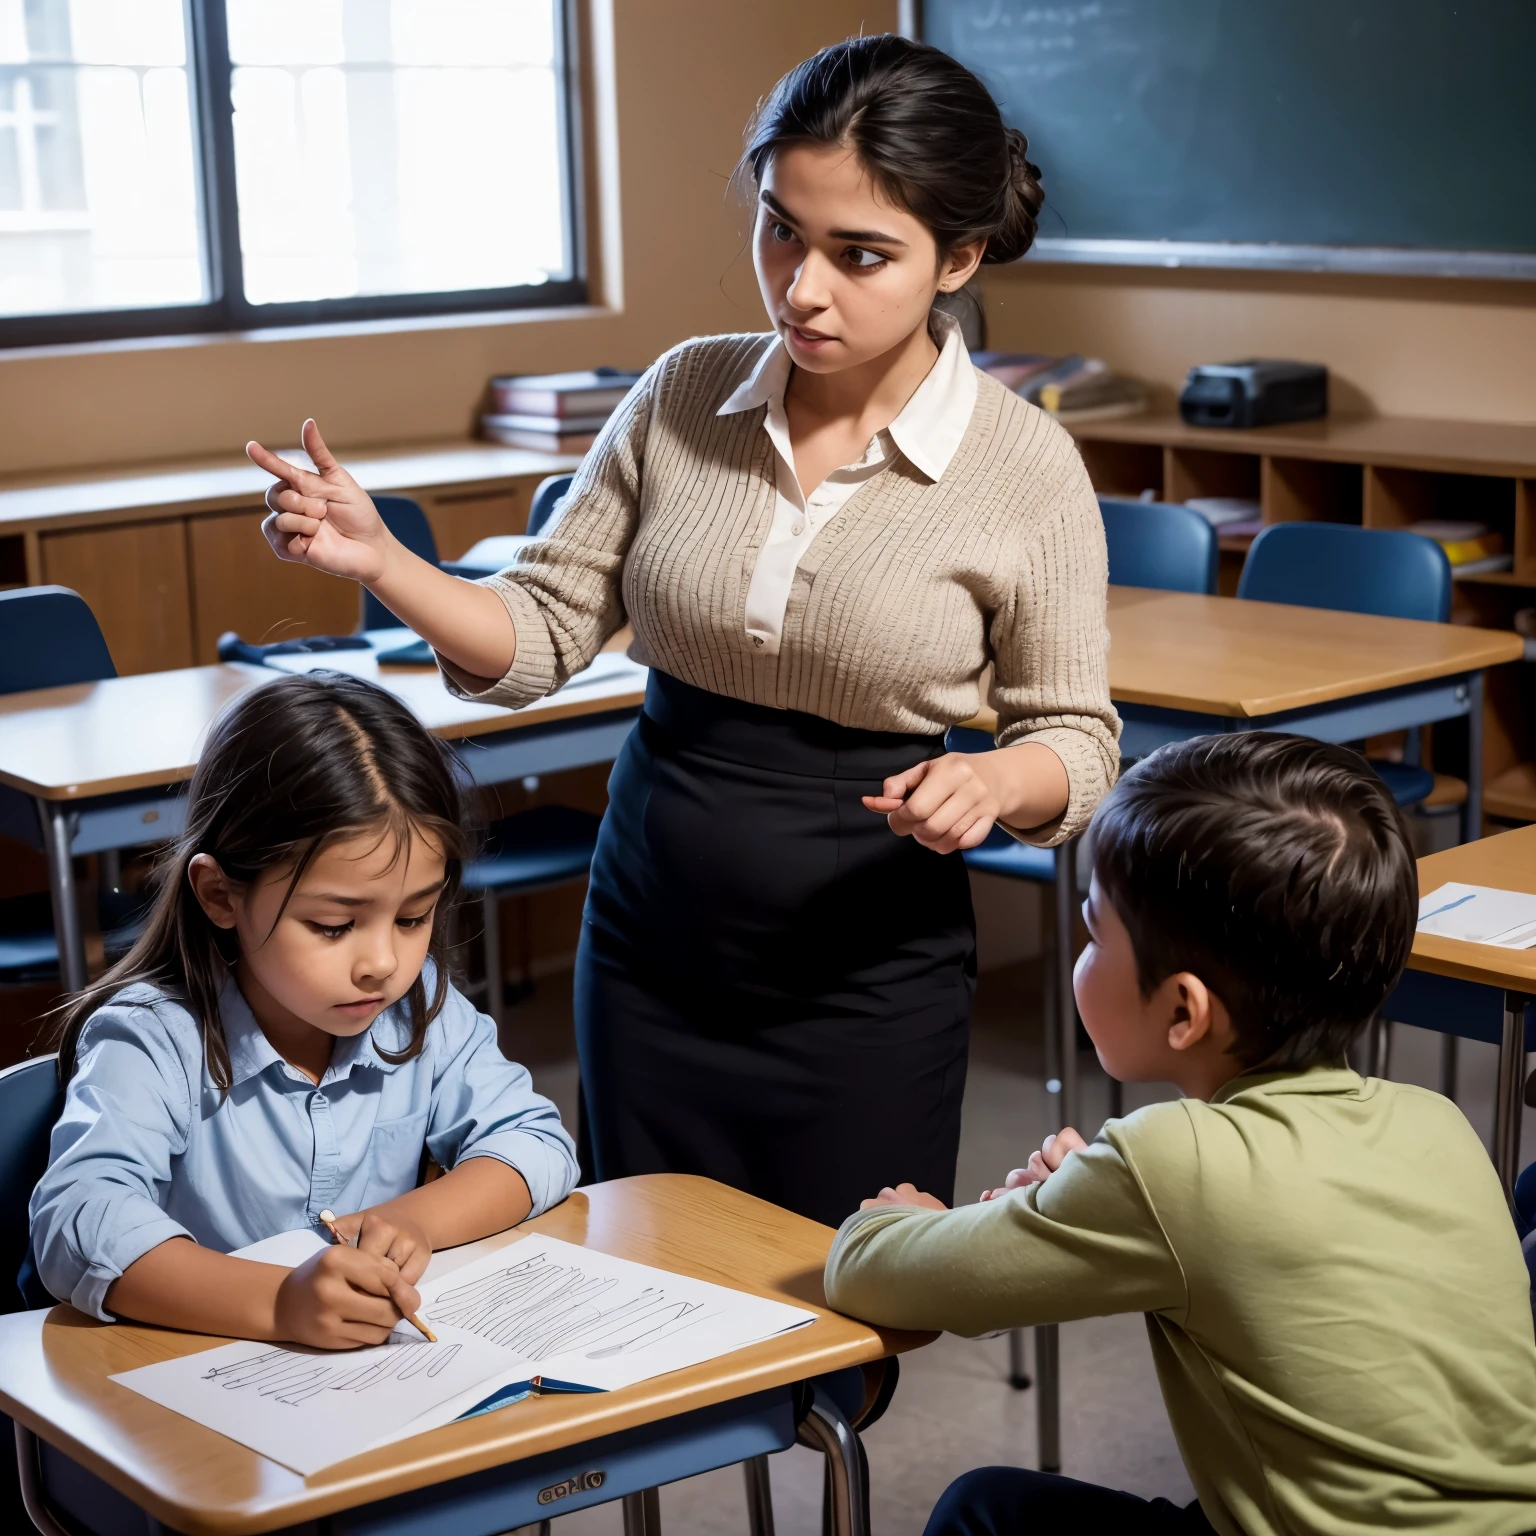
741;35;1045;264
54;671;469;1089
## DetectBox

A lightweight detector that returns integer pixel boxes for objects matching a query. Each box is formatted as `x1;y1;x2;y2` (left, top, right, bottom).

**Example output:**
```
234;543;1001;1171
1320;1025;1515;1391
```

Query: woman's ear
937;240;986;293
187;854;239;930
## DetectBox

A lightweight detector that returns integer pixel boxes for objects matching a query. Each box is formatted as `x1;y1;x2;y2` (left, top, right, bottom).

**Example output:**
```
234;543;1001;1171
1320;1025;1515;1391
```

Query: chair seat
961;828;1056;884
0;919;144;983
1368;760;1436;809
462;805;602;896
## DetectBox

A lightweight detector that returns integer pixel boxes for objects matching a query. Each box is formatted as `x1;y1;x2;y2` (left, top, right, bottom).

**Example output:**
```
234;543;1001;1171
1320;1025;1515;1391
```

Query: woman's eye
311;921;352;940
768;220;797;244
845;247;886;269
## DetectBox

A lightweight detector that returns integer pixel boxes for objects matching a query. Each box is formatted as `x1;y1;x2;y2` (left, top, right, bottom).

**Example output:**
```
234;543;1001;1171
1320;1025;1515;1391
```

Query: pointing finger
246;439;331;499
302;418;340;474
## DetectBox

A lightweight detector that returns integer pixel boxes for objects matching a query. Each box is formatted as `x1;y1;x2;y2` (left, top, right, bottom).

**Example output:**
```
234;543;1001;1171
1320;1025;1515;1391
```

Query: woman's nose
785;249;832;311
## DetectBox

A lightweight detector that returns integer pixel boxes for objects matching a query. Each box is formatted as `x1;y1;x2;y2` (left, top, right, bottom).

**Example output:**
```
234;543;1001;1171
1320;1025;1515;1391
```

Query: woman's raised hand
248;419;392;584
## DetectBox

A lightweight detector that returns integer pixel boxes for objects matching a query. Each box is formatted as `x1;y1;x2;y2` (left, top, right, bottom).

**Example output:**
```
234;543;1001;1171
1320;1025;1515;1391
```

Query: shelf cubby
1163;447;1260;505
1077;439;1162;501
1261;457;1363;526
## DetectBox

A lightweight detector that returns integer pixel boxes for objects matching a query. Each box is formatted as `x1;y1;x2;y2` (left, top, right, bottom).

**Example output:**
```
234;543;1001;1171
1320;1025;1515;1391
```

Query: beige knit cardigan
462;333;1121;845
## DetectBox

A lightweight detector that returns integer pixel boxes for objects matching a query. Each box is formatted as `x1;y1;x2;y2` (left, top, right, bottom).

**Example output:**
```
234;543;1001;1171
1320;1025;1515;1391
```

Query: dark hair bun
743;34;1042;263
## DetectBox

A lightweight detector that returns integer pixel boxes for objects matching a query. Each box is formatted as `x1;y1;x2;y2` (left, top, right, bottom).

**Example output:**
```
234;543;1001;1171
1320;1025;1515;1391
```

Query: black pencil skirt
573;671;975;1229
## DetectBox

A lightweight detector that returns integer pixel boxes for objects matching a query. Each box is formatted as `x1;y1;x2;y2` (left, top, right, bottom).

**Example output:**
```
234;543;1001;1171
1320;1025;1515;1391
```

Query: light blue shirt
30;970;578;1320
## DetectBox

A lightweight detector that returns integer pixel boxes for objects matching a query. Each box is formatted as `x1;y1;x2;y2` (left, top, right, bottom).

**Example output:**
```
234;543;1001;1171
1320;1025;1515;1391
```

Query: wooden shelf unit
1069;412;1536;827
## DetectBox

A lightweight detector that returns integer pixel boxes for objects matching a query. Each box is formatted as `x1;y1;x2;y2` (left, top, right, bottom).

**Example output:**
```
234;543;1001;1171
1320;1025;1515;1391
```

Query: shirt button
791;521;804;536
753;635;765;648
313;1093;326;1106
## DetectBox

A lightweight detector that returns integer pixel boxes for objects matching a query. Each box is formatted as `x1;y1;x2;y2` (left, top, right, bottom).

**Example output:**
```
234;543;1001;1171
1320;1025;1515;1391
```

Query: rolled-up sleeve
440;360;660;709
989;418;1120;846
29;1004;195;1320
424;991;578;1215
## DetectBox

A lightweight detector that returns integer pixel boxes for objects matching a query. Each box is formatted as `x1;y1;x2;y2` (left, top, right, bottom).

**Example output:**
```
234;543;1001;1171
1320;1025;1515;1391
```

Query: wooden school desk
1386;825;1536;1196
0;1175;923;1536
0;656;647;993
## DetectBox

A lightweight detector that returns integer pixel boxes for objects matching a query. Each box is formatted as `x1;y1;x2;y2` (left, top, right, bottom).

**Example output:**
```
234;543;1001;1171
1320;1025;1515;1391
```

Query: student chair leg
1440;1033;1459;1102
744;1453;776;1536
1007;1326;1031;1390
1493;990;1530;1200
1035;1323;1061;1474
622;1486;662;1536
1052;840;1080;1133
796;1383;870;1536
14;1425;70;1536
37;799;86;994
482;887;504;1031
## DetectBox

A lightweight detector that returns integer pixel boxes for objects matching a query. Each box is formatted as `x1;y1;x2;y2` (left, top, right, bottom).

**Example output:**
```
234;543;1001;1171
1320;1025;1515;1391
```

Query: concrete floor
506;957;1528;1536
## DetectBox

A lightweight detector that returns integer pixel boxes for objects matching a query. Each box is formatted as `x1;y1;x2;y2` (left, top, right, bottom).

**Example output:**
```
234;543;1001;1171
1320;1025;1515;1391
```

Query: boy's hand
249;419;392;583
330;1208;433;1287
273;1245;422;1350
859;1183;949;1211
979;1127;1087;1201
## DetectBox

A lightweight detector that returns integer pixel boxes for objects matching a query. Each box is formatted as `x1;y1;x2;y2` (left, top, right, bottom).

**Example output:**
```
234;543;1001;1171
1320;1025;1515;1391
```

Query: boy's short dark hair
1091;733;1417;1072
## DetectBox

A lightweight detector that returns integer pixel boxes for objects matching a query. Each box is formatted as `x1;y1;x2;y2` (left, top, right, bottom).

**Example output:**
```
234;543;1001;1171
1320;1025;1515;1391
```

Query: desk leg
14;1425;71;1536
1036;1323;1062;1474
622;1487;662;1536
1494;990;1529;1200
37;800;86;994
796;1384;870;1536
1466;670;1484;843
1053;839;1080;1131
744;1453;776;1536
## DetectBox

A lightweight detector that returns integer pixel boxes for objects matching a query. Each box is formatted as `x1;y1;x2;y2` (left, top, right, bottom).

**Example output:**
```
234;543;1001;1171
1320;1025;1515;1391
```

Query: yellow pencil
317;1209;436;1343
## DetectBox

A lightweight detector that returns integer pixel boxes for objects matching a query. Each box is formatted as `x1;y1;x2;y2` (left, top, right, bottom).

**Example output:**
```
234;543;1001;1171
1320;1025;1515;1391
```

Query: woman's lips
334;997;385;1017
787;323;835;348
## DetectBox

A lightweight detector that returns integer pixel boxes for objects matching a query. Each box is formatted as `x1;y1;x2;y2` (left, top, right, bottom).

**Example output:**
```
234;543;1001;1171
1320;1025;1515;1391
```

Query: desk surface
0;441;582;536
0;1175;921;1536
1409;824;1536;994
0;659;646;800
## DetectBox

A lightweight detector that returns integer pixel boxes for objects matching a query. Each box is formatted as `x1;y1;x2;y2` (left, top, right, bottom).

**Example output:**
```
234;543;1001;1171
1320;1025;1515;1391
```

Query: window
0;0;581;346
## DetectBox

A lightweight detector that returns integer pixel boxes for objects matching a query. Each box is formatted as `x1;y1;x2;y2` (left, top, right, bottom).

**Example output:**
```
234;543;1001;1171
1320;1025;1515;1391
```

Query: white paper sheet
117;1231;816;1475
1417;881;1536;948
112;1325;533;1476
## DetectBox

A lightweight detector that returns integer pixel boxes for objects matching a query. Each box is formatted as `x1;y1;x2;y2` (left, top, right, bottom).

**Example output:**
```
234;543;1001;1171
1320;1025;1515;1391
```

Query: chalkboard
923;1;1536;277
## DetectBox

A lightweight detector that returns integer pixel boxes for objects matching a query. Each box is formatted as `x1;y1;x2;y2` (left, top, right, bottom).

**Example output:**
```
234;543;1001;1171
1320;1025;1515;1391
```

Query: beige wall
2;0;1533;482
982;264;1536;426
0;0;899;479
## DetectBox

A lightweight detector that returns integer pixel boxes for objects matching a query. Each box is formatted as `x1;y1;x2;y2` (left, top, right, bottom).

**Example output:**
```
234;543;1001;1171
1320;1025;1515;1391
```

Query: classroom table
0;653;647;993
0;1174;923;1536
1385;825;1536;1197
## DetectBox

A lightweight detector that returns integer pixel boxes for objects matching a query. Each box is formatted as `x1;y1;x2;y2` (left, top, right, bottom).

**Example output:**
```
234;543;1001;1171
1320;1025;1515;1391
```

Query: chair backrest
0;587;116;694
0;1055;62;1313
527;474;575;538
1237;521;1452;622
361;496;441;631
1098;497;1218;595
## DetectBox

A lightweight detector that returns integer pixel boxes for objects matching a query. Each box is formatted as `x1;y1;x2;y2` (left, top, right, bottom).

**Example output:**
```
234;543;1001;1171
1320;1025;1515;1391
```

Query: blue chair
361;496;444;631
1099;496;1219;596
527;473;574;537
0;589;143;982
0;1055;61;1314
1237;522;1454;812
461;804;602;1029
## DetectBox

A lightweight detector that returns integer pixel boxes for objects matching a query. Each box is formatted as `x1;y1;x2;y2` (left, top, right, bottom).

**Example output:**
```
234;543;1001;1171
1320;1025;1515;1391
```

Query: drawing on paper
425;1252;711;1359
201;1339;463;1406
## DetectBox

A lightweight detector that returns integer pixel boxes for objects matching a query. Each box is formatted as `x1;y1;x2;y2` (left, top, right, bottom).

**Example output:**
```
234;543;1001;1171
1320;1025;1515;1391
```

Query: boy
826;733;1536;1535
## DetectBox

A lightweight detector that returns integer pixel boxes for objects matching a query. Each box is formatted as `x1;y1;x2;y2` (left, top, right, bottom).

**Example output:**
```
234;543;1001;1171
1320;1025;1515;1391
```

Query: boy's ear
1161;972;1216;1054
187;854;239;930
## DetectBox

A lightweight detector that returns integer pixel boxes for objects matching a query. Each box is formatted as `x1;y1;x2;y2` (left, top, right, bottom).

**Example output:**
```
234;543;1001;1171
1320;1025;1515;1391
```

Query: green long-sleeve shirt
825;1067;1536;1535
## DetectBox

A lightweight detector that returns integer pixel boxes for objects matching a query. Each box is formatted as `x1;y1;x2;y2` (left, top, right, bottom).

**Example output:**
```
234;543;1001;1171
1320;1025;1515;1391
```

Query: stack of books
973;352;1148;423
1409;520;1512;577
481;367;643;452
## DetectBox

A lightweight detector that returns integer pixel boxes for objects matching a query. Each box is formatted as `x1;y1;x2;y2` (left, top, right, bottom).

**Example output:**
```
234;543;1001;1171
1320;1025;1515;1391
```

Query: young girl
30;671;576;1349
247;35;1118;1228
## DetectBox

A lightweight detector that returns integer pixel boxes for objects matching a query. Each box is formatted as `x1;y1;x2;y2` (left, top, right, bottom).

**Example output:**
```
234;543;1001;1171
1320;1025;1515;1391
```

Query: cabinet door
424;485;535;558
39;519;195;676
187;509;359;662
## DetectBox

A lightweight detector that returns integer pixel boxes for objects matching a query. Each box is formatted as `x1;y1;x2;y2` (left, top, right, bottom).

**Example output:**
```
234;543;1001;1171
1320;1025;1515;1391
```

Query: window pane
0;0;205;318
226;0;571;308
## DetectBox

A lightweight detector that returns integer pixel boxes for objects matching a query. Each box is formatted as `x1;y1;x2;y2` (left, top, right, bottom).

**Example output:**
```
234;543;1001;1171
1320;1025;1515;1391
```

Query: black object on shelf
1179;360;1328;428
215;632;373;666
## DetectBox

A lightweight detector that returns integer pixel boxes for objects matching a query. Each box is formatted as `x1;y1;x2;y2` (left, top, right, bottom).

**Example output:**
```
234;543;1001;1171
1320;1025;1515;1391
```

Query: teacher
249;35;1119;1228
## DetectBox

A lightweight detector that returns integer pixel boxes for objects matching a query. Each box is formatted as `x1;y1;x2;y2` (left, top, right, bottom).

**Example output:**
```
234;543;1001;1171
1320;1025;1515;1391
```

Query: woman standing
249;35;1119;1228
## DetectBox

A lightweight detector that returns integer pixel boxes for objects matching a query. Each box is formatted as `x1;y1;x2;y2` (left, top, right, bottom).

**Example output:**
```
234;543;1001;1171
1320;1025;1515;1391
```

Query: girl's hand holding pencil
273;1242;426;1351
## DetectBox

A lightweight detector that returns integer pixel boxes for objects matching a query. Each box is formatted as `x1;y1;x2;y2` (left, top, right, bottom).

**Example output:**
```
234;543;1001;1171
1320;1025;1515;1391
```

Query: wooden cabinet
423;486;535;558
39;519;195;676
186;509;360;662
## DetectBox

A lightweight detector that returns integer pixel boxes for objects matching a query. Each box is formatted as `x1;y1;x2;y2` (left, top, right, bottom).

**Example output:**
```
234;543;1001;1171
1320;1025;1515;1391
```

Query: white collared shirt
716;309;978;656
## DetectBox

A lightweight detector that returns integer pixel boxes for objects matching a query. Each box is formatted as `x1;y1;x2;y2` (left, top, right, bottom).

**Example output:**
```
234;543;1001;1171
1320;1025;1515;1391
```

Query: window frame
0;0;585;350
